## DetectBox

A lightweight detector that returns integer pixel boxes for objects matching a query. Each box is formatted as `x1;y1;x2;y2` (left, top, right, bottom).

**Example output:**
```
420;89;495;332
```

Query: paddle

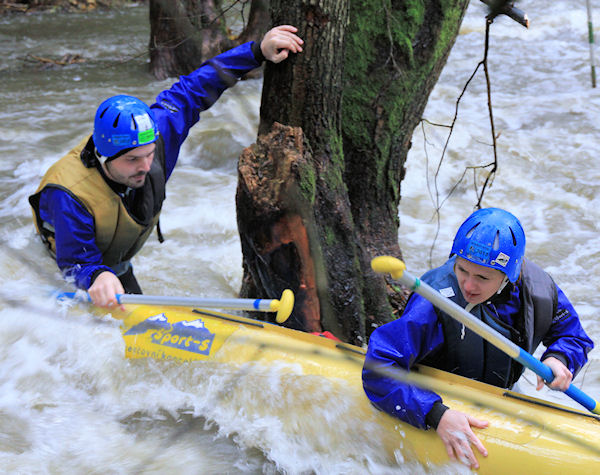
56;289;295;324
371;255;600;415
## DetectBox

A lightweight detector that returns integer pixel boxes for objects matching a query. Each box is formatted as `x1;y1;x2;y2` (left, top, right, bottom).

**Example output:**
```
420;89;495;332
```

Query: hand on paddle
436;409;489;470
537;356;573;391
88;271;125;311
260;25;303;63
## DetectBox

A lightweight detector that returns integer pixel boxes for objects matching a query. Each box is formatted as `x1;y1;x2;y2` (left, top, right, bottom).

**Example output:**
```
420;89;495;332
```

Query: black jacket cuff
251;41;266;64
544;352;568;367
425;400;449;430
89;268;112;287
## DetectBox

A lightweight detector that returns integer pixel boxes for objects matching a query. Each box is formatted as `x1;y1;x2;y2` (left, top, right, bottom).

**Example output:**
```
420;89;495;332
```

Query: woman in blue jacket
29;25;303;309
362;207;593;469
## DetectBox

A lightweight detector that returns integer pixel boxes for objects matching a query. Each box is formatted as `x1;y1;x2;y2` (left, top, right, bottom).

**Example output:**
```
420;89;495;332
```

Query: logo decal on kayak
124;313;215;355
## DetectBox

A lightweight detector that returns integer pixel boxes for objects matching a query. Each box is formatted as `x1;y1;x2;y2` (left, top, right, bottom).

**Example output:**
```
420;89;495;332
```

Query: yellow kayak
114;303;600;473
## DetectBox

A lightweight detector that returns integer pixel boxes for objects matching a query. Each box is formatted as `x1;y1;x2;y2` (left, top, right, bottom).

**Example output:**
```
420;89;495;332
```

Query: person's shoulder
522;257;544;272
521;258;553;282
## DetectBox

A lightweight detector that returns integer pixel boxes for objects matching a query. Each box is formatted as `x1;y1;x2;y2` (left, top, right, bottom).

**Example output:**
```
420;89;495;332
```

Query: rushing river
0;1;598;473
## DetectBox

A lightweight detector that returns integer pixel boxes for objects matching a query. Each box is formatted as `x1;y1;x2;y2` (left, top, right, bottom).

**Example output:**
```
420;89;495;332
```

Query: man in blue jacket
29;25;303;308
362;207;593;469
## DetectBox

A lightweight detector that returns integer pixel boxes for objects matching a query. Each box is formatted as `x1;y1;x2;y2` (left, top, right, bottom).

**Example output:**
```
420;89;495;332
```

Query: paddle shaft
57;288;294;323
397;267;600;415
58;292;278;312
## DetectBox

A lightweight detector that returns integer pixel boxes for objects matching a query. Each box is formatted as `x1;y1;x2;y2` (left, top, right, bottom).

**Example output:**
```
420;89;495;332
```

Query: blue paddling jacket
362;256;594;429
29;42;263;289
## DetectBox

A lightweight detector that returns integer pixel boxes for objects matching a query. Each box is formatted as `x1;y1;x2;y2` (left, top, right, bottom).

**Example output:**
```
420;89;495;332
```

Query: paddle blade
371;256;406;279
273;289;294;323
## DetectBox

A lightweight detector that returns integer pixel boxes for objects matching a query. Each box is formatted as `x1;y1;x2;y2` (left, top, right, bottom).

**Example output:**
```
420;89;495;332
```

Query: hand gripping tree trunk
236;0;470;345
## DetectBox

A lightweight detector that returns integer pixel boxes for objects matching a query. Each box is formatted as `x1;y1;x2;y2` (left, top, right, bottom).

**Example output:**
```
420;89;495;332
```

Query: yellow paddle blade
371;256;406;279
270;289;294;323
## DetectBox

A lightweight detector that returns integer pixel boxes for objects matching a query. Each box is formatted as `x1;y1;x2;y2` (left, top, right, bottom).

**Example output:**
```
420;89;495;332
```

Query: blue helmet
450;207;526;282
92;95;159;158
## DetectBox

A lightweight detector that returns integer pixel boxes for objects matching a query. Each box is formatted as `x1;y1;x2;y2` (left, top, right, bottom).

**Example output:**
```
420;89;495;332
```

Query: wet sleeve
541;285;594;378
38;187;114;289
151;41;261;180
362;294;446;429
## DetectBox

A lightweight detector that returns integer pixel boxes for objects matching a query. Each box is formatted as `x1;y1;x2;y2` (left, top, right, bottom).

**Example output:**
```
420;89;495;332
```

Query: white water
0;1;598;473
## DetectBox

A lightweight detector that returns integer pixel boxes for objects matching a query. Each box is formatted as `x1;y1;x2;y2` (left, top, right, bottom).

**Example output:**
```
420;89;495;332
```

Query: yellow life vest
29;136;166;268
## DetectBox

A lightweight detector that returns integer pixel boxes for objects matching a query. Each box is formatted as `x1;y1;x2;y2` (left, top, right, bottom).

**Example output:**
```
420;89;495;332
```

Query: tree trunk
236;0;271;45
236;0;470;345
149;0;270;80
0;0;135;13
149;0;232;80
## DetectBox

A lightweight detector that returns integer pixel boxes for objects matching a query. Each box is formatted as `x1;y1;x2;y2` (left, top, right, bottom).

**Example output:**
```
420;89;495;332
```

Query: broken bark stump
236;122;325;334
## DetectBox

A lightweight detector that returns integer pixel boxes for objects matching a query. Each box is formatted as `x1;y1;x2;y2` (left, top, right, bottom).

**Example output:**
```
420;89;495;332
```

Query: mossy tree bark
236;0;470;345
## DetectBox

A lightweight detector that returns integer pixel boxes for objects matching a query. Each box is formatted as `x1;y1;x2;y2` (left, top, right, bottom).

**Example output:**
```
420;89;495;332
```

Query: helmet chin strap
97;150;118;183
496;275;510;294
95;148;109;165
95;146;131;165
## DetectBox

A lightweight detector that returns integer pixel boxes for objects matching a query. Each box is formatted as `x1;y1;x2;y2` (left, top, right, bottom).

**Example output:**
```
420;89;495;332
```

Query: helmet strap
94;146;133;165
99;155;119;184
496;275;510;295
94;148;109;165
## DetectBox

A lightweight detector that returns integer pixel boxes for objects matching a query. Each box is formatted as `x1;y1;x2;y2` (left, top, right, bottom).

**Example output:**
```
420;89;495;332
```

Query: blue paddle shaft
517;349;599;413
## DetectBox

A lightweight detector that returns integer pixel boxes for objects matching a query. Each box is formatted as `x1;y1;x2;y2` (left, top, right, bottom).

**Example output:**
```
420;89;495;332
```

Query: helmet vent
112;113;121;128
493;231;500;251
130;114;138;130
99;107;109;119
465;222;480;238
509;227;517;245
